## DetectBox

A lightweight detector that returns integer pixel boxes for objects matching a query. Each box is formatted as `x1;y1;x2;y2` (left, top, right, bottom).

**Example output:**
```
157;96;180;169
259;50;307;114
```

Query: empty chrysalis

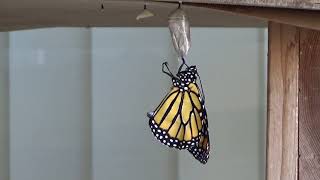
136;4;154;20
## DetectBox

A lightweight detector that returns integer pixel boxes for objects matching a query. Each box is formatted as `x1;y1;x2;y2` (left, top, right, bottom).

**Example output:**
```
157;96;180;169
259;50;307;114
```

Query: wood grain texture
299;28;320;180
183;3;320;31
155;0;320;10
266;22;299;180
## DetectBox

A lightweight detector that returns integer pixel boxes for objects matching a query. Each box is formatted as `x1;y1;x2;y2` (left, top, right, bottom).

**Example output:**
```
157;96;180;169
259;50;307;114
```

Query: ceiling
0;0;266;31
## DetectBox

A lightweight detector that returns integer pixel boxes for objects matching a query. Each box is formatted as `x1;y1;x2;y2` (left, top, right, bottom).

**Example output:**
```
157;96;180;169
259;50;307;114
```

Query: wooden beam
0;1;266;32
154;0;320;10
1;0;320;10
267;22;299;180
183;3;320;31
299;28;320;180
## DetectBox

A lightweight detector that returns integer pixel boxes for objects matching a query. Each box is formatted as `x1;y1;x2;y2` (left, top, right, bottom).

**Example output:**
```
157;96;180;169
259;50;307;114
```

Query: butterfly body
148;62;210;164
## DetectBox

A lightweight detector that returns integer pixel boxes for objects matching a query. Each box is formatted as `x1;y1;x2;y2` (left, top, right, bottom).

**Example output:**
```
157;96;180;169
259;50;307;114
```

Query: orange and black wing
188;106;210;164
148;83;204;149
187;83;210;164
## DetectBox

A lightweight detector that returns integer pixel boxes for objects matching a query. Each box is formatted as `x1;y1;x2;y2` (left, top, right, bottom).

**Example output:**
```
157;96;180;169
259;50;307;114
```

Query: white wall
0;32;9;180
91;28;178;180
178;28;267;180
9;28;92;180
2;27;267;180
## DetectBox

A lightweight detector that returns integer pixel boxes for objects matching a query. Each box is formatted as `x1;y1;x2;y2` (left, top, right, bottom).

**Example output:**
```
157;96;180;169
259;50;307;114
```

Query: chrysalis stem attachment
100;3;104;12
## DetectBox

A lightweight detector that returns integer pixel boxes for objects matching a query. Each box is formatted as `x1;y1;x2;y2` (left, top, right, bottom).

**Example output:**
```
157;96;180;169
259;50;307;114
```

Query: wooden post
267;22;299;180
299;28;320;180
268;22;320;180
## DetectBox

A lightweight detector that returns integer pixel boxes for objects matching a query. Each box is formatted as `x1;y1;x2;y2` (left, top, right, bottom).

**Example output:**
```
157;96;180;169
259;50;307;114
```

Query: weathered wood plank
299;28;320;180
2;0;320;31
183;3;320;31
266;22;299;180
2;0;320;10
155;0;320;10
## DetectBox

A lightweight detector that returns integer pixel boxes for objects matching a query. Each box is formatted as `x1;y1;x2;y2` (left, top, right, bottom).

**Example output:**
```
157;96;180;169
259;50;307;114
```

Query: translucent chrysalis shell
168;7;191;59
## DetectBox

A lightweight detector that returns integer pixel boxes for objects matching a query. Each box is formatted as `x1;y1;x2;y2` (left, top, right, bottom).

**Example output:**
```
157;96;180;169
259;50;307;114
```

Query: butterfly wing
188;109;210;164
188;132;210;164
187;84;210;164
188;118;210;164
148;83;203;149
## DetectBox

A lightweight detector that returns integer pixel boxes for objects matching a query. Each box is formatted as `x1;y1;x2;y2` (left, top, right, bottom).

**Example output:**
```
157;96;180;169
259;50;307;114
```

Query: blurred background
0;27;267;180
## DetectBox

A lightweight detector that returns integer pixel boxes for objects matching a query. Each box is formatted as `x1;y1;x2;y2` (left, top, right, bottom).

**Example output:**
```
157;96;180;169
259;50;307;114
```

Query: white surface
178;28;267;180
91;28;178;180
9;28;92;180
3;27;267;180
0;32;9;180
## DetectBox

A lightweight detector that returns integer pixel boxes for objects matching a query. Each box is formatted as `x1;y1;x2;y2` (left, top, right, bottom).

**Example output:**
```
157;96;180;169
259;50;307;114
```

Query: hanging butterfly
147;60;210;164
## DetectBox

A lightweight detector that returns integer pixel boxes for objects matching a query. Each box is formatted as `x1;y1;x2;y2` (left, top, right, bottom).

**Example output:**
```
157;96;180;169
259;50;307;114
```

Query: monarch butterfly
148;60;210;164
